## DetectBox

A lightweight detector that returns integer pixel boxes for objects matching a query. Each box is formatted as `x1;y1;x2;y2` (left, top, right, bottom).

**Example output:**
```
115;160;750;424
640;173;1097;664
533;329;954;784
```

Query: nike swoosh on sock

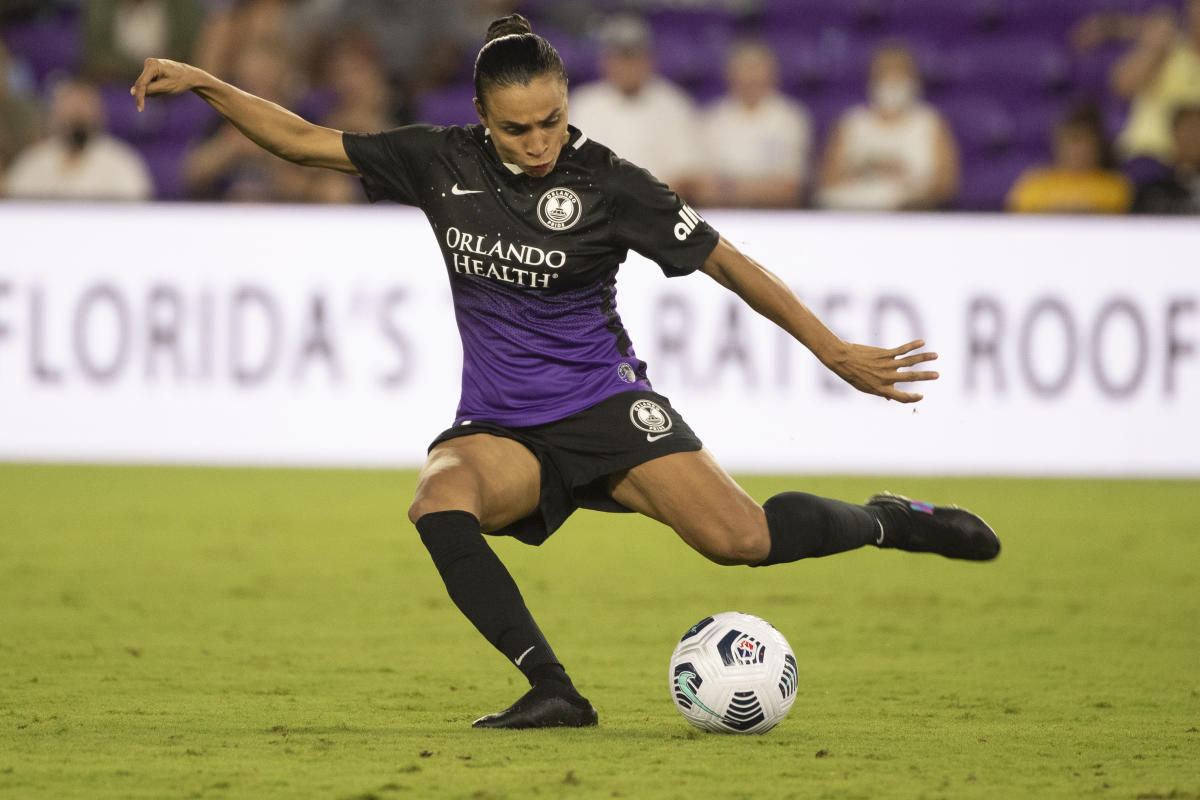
514;646;536;666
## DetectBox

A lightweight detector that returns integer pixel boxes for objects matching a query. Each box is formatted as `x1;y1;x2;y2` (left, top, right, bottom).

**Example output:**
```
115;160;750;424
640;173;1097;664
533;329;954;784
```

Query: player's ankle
528;662;572;688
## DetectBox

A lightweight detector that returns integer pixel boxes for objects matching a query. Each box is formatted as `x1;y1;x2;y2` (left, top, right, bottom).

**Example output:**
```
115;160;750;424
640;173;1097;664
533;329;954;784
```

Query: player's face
476;74;570;178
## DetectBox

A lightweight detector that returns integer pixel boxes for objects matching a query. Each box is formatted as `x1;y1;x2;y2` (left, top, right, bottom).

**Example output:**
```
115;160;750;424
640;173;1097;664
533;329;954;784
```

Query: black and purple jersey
343;124;719;427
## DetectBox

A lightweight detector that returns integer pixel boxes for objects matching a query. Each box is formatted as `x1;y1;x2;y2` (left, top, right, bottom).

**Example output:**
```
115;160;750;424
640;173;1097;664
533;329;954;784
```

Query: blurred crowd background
0;0;1198;213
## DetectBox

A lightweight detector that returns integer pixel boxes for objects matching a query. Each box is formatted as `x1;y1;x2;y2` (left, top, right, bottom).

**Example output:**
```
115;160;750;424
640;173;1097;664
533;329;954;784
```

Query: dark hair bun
485;13;532;43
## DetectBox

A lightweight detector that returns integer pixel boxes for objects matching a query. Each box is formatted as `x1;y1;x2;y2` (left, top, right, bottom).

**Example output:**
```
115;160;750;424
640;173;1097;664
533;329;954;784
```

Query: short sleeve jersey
343;124;720;427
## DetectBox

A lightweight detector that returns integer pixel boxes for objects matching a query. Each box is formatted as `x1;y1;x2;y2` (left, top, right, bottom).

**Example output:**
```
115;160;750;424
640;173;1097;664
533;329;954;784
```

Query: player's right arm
130;58;358;174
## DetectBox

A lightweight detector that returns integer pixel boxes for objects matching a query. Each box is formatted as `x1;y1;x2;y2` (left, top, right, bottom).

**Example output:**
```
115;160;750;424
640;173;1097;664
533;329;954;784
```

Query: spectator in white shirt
568;15;703;201
817;42;960;211
698;39;812;208
4;77;153;201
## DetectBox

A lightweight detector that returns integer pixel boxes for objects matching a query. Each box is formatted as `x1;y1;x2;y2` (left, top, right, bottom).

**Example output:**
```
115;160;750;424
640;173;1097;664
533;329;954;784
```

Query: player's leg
409;433;596;728
608;449;998;565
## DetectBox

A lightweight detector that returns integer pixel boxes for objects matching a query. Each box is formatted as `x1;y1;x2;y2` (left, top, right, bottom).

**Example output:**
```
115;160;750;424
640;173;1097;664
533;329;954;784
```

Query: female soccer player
131;14;999;730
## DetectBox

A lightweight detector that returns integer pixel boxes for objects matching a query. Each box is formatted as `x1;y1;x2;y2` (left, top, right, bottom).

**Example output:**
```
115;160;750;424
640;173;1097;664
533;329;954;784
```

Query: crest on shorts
537;187;582;230
617;362;637;383
629;399;672;434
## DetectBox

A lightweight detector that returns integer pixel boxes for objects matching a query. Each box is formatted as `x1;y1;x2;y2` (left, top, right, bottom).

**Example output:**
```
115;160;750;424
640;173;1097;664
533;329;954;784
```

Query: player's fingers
130;59;162;112
889;370;939;384
883;386;924;403
895;351;938;367
887;339;925;356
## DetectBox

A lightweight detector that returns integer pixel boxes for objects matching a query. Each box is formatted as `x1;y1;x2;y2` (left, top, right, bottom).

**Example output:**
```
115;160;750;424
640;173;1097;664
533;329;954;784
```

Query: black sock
416;510;573;690
754;491;884;567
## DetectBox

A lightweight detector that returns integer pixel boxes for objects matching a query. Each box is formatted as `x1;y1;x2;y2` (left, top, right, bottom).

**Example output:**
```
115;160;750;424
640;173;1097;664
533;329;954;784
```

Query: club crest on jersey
617;362;637;383
537;187;582;230
629;399;672;434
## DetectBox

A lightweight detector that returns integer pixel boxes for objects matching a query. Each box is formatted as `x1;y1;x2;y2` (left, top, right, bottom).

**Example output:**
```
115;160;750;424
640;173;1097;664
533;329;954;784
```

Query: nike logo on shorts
646;432;674;442
452;184;484;195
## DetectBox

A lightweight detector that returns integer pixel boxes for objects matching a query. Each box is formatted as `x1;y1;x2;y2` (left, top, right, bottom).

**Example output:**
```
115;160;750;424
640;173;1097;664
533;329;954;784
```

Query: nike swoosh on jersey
646;432;674;442
451;184;484;195
514;645;536;666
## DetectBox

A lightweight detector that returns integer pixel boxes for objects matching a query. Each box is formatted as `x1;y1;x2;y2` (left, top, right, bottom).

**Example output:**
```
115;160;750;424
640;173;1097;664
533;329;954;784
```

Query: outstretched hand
828;339;939;403
129;58;198;112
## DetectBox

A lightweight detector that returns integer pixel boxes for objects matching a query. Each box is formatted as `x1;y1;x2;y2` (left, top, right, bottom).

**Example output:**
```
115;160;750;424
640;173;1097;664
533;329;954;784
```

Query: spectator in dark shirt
1133;103;1200;214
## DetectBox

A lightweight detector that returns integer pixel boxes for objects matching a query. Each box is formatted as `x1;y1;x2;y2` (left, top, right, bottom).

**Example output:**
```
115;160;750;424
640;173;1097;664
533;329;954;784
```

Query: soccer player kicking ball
131;14;999;730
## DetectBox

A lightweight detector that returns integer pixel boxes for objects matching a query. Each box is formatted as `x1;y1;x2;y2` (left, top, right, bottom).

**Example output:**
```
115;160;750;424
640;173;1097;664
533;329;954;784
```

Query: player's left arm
700;235;937;403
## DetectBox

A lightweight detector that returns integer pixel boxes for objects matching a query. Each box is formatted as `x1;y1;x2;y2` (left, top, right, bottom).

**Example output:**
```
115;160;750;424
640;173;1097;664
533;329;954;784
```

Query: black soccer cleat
867;492;1001;561
472;681;599;730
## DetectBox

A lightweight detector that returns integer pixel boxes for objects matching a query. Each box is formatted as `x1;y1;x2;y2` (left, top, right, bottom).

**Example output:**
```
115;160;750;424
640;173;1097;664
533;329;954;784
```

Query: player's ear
473;97;487;127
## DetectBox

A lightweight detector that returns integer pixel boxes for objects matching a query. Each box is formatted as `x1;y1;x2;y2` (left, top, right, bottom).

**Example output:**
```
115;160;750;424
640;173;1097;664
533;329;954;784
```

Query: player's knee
407;498;432;526
692;523;770;566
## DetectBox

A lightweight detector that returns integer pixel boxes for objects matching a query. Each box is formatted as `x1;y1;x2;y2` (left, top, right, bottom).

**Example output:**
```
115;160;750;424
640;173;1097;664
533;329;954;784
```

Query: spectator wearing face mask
816;42;960;211
4;77;153;201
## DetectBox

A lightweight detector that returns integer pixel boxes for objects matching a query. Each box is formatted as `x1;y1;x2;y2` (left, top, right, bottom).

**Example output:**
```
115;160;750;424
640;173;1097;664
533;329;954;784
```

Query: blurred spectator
816;42;959;211
308;30;398;203
194;0;330;81
1007;102;1132;214
1133;103;1200;213
1111;0;1200;162
328;0;470;104
183;42;313;201
4;76;152;201
0;40;41;177
569;15;704;200
315;30;396;134
83;0;204;83
697;39;812;208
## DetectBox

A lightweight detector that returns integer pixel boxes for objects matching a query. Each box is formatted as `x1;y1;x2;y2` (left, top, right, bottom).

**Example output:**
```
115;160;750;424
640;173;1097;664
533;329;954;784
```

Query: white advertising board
0;204;1196;475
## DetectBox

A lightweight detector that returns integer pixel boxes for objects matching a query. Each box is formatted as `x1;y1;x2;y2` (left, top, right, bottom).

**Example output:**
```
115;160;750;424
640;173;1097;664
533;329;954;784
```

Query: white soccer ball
668;611;798;734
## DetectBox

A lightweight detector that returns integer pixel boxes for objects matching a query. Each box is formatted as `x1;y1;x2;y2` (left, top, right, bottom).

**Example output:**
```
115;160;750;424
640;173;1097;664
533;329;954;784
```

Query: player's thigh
409;433;541;532
608;448;768;565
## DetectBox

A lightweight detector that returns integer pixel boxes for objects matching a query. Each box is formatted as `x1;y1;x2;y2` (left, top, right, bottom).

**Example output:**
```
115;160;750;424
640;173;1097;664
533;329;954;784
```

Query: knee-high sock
754;491;890;566
416;510;569;687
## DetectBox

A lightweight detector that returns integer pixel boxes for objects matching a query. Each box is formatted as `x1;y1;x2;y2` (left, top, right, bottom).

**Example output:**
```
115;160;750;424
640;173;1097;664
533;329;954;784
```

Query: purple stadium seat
883;0;979;39
413;84;480;128
1072;42;1126;95
541;28;599;86
956;153;1032;211
100;83;166;144
764;0;885;33
0;9;80;90
652;23;733;89
990;0;1101;38
141;139;190;201
939;92;1016;157
954;35;1072;93
799;89;862;141
1009;98;1064;149
164;92;217;140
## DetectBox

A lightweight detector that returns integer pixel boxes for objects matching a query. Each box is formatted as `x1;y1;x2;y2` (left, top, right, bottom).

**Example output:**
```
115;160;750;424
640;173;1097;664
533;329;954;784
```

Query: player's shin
752;491;887;566
415;510;572;688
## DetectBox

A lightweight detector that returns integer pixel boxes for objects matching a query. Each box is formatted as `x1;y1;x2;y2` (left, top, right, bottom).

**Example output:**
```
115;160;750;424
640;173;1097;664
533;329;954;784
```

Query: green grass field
2;465;1198;800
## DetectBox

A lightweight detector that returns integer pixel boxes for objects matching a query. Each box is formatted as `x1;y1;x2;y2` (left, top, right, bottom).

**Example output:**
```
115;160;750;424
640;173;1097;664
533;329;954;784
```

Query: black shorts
428;390;702;546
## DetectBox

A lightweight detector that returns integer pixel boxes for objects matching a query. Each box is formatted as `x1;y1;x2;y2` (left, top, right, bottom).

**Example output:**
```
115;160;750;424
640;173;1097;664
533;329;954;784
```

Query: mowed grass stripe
1;465;1197;799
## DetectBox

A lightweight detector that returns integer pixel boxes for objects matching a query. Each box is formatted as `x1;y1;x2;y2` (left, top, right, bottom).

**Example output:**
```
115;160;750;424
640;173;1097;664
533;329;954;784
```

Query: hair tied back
486;13;533;43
